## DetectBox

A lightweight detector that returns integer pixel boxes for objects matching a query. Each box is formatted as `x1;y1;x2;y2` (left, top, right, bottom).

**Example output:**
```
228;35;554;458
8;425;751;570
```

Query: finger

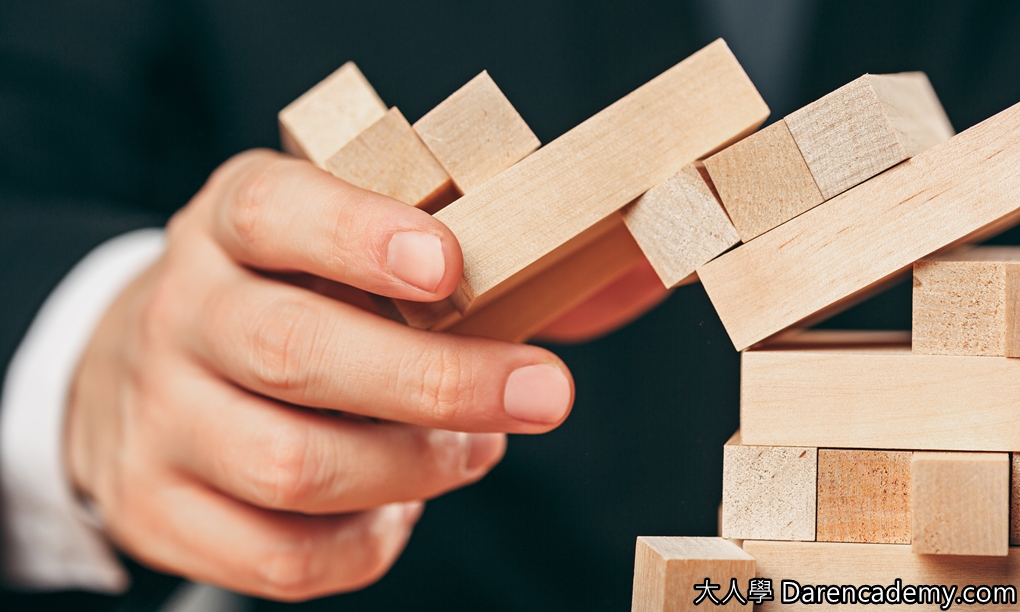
204;149;463;300
535;258;672;343
187;270;574;433
110;472;423;601
160;365;505;514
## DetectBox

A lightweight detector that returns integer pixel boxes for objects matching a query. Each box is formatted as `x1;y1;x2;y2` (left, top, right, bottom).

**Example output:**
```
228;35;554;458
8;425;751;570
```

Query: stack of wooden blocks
278;39;1020;611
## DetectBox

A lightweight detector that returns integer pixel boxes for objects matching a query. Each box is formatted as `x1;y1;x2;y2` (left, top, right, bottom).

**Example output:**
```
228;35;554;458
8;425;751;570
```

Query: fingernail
387;231;445;292
464;433;506;473
503;364;572;424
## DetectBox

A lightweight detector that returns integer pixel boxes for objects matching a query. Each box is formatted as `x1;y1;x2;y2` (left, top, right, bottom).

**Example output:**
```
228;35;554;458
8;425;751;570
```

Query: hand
65;150;574;601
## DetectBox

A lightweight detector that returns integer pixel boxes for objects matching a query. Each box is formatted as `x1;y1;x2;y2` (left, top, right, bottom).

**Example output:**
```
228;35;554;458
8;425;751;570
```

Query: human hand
65;149;574;601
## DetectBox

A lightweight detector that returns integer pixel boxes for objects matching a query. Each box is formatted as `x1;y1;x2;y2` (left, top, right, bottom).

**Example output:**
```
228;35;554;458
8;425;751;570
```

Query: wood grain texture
323;107;452;208
413;71;539;194
278;62;387;168
913;247;1020;357
703;120;822;241
744;540;1020;610
817;450;911;544
722;432;817;542
622;163;739;288
911;452;1009;556
698;99;1020;351
435;39;768;314
785;72;954;200
741;330;1020;451
1012;454;1020;546
632;537;754;612
447;213;647;341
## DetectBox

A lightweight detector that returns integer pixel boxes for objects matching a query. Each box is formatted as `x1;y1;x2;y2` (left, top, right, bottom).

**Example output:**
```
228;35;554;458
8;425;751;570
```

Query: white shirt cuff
1;228;166;592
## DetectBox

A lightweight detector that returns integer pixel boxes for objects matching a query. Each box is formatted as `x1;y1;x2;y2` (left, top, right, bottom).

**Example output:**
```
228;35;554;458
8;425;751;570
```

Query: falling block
911;452;1009;556
785;72;954;200
816;450;911;544
698;99;1020;351
721;432;816;542
741;330;1020;451
745;540;1020;611
324;107;455;209
436;39;768;314
622;163;739;289
278;62;387;168
913;247;1020;357
703;120;822;241
413;71;540;195
632;537;754;612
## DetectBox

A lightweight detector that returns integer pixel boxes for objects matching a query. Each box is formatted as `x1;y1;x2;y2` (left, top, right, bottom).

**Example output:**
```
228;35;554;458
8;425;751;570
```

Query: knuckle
247;298;322;395
254;424;317;509
228;155;288;253
255;547;320;601
410;347;475;425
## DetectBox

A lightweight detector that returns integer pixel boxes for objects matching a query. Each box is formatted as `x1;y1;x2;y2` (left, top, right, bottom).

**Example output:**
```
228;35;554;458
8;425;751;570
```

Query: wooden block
698;99;1020;351
435;39;768;314
741;330;1020;451
1012;454;1020;546
447;213;648;341
413;71;540;195
913;247;1020;357
323;107;454;208
816;450;911;544
622;163;739;288
911;452;1009;556
721;432;816;542
785;72;954;200
745;540;1020;610
703;120;823;241
632;537;754;612
278;62;387;168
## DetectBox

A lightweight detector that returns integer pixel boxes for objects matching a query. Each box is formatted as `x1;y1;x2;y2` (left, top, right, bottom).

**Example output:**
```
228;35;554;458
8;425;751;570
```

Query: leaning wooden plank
816;450;911;545
744;540;1020;611
324;107;456;210
785;72;954;200
447;213;648;341
741;330;1020;451
699;99;1020;351
632;537;754;612
622;163;739;289
911;452;1009;556
413;71;540;195
278;62;387;168
721;432;817;542
913;247;1020;357
435;39;768;314
703;120;823;242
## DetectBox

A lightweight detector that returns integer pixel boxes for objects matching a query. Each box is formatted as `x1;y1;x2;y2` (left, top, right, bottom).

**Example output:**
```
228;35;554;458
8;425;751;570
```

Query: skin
64;149;669;601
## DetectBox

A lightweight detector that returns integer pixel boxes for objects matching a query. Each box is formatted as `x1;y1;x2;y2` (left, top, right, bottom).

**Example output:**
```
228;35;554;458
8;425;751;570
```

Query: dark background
3;1;1020;610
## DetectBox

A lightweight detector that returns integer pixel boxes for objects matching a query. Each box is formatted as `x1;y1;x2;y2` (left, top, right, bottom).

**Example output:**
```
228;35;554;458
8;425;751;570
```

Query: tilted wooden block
1012;454;1020;546
703;120;822;242
622;163;739;289
632;537;754;612
413;71;540;195
699;99;1020;351
745;540;1020;611
913;247;1020;357
324;107;455;209
741;330;1020;451
816;450;911;545
435;39;768;314
722;432;817;542
278;62;387;168
447;212;649;341
911;452;1009;556
785;72;954;200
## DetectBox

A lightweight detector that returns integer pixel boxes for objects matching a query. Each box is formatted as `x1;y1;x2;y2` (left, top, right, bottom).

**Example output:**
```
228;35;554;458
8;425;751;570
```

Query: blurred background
3;1;1020;610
